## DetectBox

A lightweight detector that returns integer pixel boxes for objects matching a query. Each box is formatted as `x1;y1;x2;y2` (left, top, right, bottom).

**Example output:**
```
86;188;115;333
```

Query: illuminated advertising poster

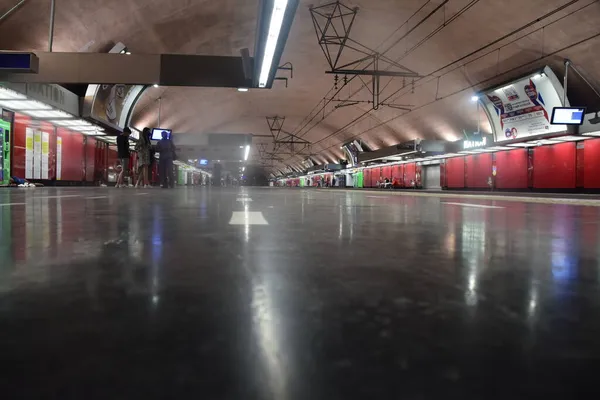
480;66;566;143
33;130;42;179
42;131;50;179
84;84;146;131
56;137;62;180
25;127;34;179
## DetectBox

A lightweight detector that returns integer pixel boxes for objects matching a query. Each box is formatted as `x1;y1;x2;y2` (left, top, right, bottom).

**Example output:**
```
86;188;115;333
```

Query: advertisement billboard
83;84;146;131
480;66;567;143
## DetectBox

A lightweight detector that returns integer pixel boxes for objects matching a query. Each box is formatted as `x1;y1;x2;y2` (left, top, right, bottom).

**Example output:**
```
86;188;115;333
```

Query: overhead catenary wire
290;0;455;141
292;0;592;161
282;0;484;164
317;23;600;155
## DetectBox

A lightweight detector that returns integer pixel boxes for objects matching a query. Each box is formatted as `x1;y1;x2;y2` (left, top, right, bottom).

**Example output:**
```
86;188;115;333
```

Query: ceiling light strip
258;0;289;88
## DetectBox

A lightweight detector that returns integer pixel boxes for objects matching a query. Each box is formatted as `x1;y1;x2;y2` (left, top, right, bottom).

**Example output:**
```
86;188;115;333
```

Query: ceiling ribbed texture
1;0;600;171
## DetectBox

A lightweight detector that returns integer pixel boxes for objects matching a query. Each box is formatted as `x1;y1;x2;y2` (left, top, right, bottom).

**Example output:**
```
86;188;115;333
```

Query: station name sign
464;136;487;149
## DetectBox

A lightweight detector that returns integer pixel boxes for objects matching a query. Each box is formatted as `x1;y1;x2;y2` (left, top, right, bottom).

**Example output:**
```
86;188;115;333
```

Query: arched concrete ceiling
1;0;600;171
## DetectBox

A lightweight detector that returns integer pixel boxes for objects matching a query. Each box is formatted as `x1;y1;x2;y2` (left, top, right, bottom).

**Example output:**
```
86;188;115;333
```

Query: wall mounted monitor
199;159;208;166
551;107;586;125
151;128;172;140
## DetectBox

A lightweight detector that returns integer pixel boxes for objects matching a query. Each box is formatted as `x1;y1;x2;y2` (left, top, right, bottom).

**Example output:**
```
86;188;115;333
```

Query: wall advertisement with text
480;66;567;143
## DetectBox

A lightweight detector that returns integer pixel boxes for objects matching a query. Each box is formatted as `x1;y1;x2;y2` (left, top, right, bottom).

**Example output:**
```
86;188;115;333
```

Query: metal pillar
0;0;28;24
157;97;162;127
48;0;56;52
563;59;570;106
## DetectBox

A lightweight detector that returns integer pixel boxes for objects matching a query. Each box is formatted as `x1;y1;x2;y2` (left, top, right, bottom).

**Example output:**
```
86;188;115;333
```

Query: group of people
377;176;400;189
116;128;177;189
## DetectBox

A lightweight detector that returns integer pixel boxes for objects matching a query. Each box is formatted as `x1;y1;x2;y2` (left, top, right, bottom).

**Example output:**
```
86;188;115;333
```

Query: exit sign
0;52;39;73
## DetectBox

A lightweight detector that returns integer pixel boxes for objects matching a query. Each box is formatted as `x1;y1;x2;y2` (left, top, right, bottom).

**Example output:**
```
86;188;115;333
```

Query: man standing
116;127;131;188
156;130;176;188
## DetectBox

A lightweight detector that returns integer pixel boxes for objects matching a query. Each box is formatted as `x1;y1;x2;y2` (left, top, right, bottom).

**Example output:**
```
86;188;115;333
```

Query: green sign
0;119;11;185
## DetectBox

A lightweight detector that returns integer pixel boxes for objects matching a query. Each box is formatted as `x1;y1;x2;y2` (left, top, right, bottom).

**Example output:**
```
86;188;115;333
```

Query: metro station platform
1;186;599;398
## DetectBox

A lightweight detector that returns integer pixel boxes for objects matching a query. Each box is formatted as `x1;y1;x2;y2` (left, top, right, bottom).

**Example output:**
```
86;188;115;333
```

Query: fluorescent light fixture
0;100;52;110
552;135;592;142
23;110;74;118
471;95;479;102
244;145;250;161
0;87;27;100
583;131;600;137
237;88;249;92
507;142;537;148
72;126;103;132
51;119;92;127
258;0;289;88
125;51;131;55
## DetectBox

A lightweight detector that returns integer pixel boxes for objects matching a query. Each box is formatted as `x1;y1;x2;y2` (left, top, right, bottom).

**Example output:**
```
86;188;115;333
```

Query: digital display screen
151;128;172;140
551;107;586;125
199;159;208;166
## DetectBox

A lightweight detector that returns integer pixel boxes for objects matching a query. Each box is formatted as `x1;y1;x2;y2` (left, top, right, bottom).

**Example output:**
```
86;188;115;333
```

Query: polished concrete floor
1;187;600;399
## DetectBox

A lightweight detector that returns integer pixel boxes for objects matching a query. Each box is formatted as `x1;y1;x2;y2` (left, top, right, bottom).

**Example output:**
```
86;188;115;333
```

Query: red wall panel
404;163;417;187
583;138;600;188
382;166;391;180
465;153;492;188
445;157;465;188
369;168;378;187
85;137;96;182
495;149;528;189
391;165;403;187
58;128;84;181
11;114;30;178
533;142;576;189
363;168;371;188
576;144;584;188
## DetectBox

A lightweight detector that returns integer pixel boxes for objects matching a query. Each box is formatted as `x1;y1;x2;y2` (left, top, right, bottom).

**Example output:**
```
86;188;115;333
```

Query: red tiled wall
445;157;465;188
494;149;528;189
85;137;96;182
57;128;84;181
392;165;403;187
533;142;576;189
583;138;600;188
465;153;492;188
404;163;417;187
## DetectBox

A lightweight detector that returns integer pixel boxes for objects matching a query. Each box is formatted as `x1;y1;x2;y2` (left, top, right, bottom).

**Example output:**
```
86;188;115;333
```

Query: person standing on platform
116;127;132;188
156;130;176;188
135;127;152;188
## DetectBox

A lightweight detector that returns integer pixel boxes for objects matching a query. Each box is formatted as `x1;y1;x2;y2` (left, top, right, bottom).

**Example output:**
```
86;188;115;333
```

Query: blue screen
0;53;32;70
199;159;208;166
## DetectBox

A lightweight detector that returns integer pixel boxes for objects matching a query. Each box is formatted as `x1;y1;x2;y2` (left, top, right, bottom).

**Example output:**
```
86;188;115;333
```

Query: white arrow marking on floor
237;198;253;202
0;203;26;207
229;211;268;225
442;202;504;209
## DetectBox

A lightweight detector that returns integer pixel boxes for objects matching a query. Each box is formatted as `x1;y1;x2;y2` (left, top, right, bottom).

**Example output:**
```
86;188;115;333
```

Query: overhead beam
0;52;252;87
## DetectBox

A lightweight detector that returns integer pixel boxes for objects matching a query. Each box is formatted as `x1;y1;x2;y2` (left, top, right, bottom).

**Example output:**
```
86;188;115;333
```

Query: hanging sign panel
480;66;567;143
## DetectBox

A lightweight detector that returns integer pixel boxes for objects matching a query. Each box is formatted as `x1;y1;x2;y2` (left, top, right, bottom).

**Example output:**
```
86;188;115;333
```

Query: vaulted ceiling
1;0;600;172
